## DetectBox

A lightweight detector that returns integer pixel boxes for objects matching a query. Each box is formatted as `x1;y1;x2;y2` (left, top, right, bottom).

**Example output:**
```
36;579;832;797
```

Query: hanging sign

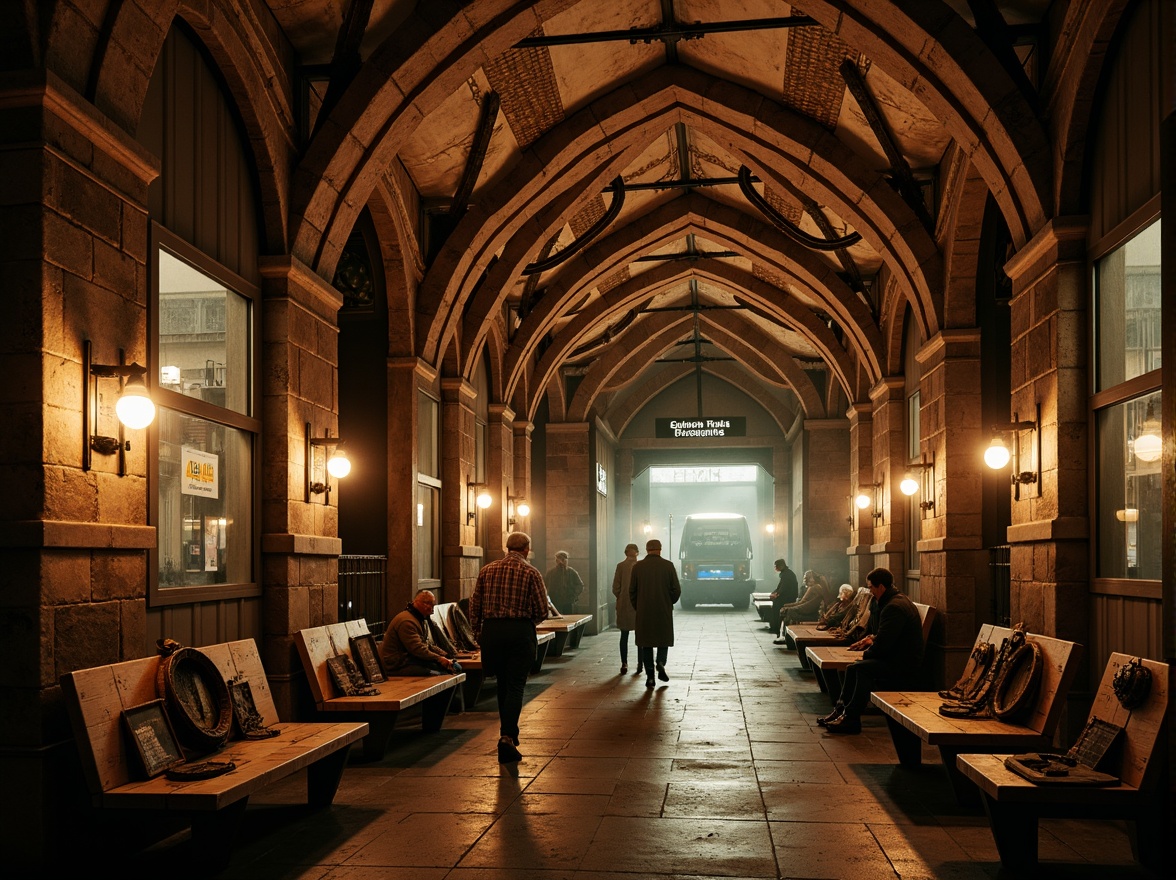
181;447;219;499
655;417;746;439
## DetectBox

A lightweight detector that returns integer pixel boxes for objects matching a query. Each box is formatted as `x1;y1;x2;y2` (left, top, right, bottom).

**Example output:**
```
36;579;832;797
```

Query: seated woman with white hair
815;584;857;631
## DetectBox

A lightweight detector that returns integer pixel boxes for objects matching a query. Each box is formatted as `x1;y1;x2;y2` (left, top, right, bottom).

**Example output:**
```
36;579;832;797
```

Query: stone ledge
1005;516;1089;543
1;520;155;549
917;536;985;552
261;533;344;555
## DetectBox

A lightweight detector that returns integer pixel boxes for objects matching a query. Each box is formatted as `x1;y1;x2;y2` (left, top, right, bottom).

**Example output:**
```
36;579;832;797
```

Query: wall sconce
1132;399;1161;463
900;453;936;512
764;522;776;535
467;478;492;524
306;422;350;502
83;340;156;474
848;483;882;525
983;404;1040;498
507;494;530;527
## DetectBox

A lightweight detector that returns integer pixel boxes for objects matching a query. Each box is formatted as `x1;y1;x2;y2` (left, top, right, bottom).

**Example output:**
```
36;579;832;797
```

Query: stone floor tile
343;811;498;867
581;816;777;876
663;779;767;819
769;820;895;880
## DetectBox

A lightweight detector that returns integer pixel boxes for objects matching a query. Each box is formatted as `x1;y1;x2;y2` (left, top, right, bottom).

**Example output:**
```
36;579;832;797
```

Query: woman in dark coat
629;539;682;688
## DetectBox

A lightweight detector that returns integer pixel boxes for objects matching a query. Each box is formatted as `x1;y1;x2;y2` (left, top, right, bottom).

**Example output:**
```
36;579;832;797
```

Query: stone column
257;256;344;718
0;73;157;865
545;422;592;612
1003;219;1090;643
512;417;534;537
440;377;481;600
486;403;515;561
804;418;851;584
916;329;988;684
845;404;875;584
386;358;434;607
868;377;909;583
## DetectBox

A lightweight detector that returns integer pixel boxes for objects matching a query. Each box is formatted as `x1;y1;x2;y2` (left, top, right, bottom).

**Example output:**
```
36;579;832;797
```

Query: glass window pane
158;250;252;415
157;408;253;587
1096;391;1162;579
417;393;438;478
416;483;439;580
1096;219;1162;390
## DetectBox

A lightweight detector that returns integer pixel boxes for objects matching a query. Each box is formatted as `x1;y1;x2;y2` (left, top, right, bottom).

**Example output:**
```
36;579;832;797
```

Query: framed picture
326;654;378;697
122;699;186;778
228;677;279;739
350;633;385;683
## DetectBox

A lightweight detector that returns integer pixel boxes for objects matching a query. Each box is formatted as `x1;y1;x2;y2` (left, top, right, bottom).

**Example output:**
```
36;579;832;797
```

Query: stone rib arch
427;67;935;370
800;0;1050;246
290;2;1049;297
562;314;802;437
368;176;425;358
510;259;851;419
81;2;296;251
496;195;874;395
289;0;580;271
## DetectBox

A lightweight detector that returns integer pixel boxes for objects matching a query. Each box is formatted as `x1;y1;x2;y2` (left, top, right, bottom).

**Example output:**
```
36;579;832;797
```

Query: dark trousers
638;646;668;675
838;659;903;717
478;618;537;741
618;630;630;664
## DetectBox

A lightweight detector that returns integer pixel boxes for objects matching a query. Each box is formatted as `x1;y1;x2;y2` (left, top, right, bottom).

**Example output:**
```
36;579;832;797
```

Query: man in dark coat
629;538;681;688
767;558;799;633
822;567;924;734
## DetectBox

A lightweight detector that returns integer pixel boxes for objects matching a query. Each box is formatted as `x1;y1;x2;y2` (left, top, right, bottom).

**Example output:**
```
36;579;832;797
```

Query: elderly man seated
380;589;461;676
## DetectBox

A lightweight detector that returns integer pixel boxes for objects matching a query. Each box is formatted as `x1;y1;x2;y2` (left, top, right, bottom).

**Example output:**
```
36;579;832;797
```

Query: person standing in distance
545;550;584;613
469;531;550;763
629;538;681;688
611;543;640;674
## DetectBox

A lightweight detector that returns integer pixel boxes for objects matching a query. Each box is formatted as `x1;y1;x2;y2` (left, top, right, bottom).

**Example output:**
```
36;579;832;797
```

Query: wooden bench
60;638;368;869
805;602;936;691
956;653;1167;873
536;612;593;656
431;602;555;707
868;624;1083;804
294;619;463;761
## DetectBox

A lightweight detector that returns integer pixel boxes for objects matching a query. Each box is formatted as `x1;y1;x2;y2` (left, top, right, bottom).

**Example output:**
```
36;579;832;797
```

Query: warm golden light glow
984;437;1011;469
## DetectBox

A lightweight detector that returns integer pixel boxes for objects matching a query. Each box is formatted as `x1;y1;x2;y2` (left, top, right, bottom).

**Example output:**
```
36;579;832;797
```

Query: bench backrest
294;619;373;704
60;639;278;796
914;603;936;643
965;623;1084;737
432;602;460;644
1086;653;1168;790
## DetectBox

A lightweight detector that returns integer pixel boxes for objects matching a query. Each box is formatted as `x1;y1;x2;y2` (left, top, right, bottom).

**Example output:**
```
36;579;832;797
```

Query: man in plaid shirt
470;531;549;763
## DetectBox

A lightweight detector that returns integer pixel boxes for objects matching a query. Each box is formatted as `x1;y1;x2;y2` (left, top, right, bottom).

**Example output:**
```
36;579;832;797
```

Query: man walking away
469;531;550;762
629;539;682;688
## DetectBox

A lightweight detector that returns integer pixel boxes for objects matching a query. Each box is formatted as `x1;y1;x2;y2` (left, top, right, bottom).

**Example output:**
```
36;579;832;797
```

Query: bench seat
295;619;463;761
751;592;774;622
955;653;1167;872
60;638;367;869
804;602;936;688
536;612;593;656
868;624;1083;804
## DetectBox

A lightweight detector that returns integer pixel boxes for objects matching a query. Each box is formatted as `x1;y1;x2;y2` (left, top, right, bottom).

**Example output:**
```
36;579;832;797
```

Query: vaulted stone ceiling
267;0;1051;427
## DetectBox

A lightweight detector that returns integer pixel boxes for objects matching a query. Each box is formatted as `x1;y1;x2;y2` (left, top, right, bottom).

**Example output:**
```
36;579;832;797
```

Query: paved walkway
175;608;1142;879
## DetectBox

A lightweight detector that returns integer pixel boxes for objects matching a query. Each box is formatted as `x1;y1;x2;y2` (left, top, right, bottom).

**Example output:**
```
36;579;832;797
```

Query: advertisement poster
181;447;219;498
203;517;219;572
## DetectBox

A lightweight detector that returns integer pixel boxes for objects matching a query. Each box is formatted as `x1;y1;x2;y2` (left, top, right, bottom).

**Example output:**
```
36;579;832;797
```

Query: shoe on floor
656;665;669;682
633;668;645;675
620;664;628;674
497;736;522;762
823;716;861;735
816;705;844;727
645;676;655;688
772;637;788;645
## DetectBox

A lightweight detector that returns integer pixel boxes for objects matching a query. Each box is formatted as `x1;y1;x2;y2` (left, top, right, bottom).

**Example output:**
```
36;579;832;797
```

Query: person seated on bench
773;570;832;644
380;590;462;676
765;557;799;636
816;584;857;631
820;568;924;734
